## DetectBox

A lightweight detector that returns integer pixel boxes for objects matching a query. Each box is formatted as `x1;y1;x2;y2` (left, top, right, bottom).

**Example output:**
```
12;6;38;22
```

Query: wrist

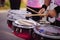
42;4;47;10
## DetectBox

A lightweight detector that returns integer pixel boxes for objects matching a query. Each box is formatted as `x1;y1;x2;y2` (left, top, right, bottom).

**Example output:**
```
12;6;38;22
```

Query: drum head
7;10;31;21
13;19;37;28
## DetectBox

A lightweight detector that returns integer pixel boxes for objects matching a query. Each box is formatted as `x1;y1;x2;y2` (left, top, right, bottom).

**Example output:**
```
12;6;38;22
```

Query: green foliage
4;0;10;9
21;2;26;8
5;0;26;8
0;0;26;10
5;0;10;8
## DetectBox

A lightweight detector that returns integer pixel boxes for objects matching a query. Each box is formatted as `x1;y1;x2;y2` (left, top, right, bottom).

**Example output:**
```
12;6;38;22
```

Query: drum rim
7;19;15;21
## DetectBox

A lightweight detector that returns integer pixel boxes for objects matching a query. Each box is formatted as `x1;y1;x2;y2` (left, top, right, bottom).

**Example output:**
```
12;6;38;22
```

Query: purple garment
56;18;60;21
27;0;43;8
55;0;60;6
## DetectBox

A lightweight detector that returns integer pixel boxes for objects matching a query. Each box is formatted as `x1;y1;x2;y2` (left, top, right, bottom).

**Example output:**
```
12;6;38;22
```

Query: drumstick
26;13;47;17
18;20;34;26
27;7;50;24
26;7;47;17
27;7;38;14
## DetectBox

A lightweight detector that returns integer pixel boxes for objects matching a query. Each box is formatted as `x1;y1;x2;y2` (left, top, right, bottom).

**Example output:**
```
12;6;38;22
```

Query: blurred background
0;0;26;10
0;0;26;40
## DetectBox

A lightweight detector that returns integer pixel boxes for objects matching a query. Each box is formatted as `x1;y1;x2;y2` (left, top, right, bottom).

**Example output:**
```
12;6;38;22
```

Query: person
0;0;5;7
47;0;60;27
39;0;60;40
9;0;21;10
7;0;21;28
38;0;60;27
22;0;50;22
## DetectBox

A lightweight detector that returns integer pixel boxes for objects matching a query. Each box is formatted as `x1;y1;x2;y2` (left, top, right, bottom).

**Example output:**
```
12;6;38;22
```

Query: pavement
0;9;25;40
0;8;26;13
0;10;9;13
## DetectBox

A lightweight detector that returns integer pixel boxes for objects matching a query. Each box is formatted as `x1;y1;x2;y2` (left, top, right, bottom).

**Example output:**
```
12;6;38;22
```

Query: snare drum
12;19;36;34
12;19;37;40
33;24;60;40
7;10;30;28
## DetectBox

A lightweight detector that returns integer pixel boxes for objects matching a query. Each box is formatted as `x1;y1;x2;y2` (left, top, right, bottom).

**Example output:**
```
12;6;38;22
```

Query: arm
39;0;51;14
44;0;51;6
47;6;60;17
42;0;51;10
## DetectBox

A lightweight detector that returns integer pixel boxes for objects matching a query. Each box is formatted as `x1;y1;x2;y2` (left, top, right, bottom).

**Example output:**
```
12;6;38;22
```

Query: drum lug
20;29;22;33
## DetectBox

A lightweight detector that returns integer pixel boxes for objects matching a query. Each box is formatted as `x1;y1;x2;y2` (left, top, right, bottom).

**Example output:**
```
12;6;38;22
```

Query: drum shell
12;25;34;35
7;20;13;28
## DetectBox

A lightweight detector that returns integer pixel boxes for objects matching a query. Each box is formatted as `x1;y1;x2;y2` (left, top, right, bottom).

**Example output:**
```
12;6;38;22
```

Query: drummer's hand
47;10;56;17
38;8;45;14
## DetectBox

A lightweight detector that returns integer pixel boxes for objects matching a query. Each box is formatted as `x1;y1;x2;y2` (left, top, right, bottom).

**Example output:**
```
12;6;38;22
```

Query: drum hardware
16;28;19;32
12;26;16;32
12;26;23;33
18;28;22;33
20;29;22;33
15;28;21;33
